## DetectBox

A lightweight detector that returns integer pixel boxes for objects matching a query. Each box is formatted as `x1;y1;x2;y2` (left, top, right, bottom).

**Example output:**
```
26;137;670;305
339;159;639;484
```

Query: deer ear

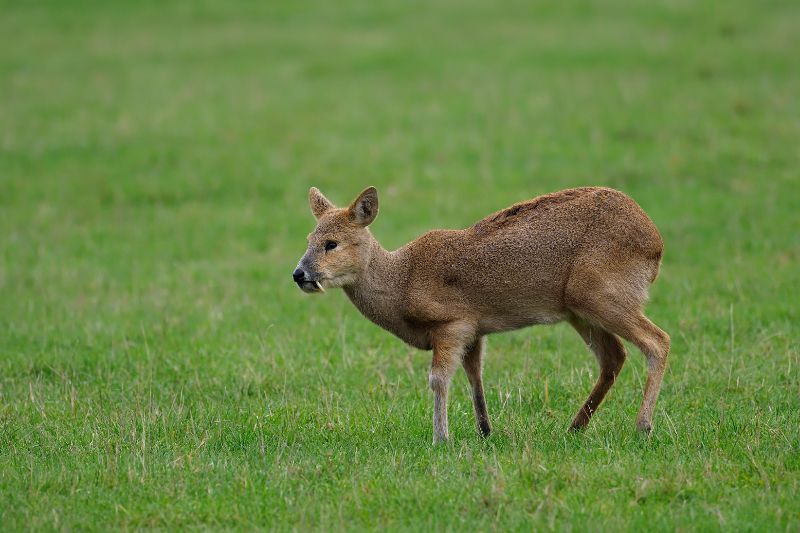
309;187;334;219
348;186;379;226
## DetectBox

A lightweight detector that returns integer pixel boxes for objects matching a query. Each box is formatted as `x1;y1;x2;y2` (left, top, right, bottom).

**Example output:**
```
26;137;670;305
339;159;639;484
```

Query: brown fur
295;186;670;443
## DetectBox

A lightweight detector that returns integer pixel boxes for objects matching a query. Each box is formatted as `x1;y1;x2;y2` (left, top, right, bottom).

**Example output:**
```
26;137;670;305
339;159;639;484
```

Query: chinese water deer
293;186;669;443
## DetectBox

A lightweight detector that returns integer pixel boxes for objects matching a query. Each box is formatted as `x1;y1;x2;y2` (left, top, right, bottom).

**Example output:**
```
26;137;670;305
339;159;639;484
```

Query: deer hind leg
567;268;670;434
462;336;491;437
576;308;669;434
568;318;627;430
619;314;670;433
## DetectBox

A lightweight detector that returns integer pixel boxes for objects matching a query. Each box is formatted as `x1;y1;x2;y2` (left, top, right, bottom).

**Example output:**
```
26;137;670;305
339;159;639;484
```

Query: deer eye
324;240;338;252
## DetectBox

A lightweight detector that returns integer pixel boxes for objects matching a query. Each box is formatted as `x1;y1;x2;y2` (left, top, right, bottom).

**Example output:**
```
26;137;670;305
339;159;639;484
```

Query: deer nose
292;268;306;283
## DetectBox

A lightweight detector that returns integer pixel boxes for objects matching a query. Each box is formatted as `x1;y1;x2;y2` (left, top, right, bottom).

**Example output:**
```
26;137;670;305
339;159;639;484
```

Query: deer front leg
429;350;459;444
462;336;491;436
429;322;475;444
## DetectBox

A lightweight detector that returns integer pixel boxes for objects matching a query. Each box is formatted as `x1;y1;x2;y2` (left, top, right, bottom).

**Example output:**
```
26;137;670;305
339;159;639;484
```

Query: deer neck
344;239;408;331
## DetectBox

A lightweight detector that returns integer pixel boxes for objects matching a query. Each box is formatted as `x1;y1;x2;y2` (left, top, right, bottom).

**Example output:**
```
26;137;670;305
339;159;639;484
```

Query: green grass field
2;0;799;530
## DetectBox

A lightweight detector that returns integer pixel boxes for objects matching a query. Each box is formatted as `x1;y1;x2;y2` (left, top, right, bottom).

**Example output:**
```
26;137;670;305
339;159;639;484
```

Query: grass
1;0;799;530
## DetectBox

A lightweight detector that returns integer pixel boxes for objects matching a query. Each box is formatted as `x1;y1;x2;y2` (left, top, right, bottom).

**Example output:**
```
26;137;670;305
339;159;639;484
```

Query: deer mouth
298;279;325;294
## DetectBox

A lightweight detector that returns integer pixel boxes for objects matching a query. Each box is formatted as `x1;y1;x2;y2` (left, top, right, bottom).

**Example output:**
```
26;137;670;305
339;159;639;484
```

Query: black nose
292;268;305;283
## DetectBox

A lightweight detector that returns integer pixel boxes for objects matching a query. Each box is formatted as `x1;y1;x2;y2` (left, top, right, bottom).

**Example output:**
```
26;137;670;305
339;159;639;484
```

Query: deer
292;186;670;443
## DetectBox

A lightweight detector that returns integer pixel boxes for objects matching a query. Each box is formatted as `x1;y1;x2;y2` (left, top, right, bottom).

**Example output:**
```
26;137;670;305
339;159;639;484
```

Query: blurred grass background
1;0;799;530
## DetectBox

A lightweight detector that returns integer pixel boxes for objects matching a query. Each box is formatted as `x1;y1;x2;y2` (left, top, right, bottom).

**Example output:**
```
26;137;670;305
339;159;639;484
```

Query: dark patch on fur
403;315;439;329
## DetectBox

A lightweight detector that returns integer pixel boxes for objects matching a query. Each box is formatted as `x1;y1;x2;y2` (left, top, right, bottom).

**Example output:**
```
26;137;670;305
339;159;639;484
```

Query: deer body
294;186;670;443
